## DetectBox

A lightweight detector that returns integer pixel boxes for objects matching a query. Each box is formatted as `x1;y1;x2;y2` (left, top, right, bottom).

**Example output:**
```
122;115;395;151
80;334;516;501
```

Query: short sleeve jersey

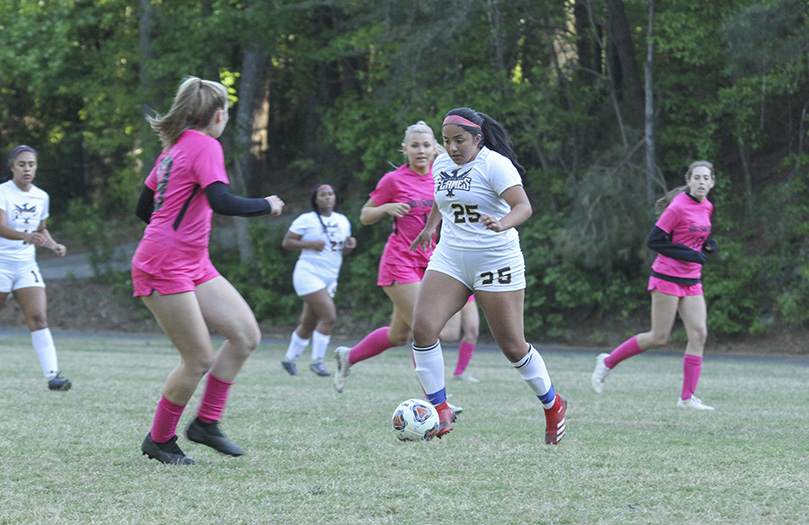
0;180;50;262
431;147;522;250
289;211;352;278
651;192;713;279
369;164;435;268
141;129;230;250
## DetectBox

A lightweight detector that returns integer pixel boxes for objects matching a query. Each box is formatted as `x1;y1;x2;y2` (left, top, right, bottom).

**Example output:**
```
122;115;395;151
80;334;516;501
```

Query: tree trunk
644;0;656;207
608;0;645;124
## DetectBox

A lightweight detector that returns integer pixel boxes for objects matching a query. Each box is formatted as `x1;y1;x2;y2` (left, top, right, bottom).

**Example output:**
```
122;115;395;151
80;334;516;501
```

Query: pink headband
317;184;333;192
443;115;481;129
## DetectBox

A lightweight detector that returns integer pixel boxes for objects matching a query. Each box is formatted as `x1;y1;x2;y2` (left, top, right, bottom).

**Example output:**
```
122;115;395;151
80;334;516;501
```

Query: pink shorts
131;240;221;297
377;260;426;286
648;276;703;298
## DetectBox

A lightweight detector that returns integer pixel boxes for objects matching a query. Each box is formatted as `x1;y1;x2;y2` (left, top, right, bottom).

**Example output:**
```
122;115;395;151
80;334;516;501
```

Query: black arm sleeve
205;182;272;217
135;185;155;224
646;226;707;264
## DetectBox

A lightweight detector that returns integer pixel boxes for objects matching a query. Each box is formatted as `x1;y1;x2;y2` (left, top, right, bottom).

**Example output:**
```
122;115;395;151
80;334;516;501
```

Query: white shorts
0;259;46;293
293;262;338;297
427;242;525;292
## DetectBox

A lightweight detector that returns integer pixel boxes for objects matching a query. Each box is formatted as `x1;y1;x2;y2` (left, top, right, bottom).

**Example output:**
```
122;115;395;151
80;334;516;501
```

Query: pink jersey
140;130;229;251
651;192;712;279
370;164;436;270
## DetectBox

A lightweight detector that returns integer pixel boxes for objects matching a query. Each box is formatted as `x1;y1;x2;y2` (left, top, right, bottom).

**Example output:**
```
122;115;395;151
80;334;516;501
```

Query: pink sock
681;354;703;400
197;373;234;423
348;327;393;364
605;335;644;369
453;341;475;376
150;395;186;443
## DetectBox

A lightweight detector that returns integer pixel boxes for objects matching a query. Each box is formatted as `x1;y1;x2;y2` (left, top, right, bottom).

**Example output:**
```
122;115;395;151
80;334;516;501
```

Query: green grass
1;332;807;524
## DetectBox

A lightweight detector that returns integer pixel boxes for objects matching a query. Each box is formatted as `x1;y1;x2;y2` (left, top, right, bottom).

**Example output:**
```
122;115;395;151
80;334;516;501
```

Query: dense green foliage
1;0;808;341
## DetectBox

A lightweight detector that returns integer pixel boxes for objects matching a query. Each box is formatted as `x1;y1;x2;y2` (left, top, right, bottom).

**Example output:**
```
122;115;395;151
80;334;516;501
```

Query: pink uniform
132;130;230;296
651;192;712;280
370;164;436;286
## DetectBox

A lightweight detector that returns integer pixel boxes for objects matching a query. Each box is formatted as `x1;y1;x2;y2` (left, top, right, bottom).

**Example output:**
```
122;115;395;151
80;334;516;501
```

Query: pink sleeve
655;202;680;233
193;139;229;187
369;172;396;205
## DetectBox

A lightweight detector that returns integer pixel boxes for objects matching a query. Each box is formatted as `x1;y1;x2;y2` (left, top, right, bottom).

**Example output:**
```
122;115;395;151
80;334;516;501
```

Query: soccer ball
391;398;439;441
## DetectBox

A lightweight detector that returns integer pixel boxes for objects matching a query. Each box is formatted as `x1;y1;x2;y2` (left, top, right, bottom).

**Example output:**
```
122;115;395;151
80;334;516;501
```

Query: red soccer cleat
544;393;567;445
434;401;454;438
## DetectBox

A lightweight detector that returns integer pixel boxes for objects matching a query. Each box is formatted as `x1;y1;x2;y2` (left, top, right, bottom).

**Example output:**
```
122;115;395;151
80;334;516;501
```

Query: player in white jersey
409;108;566;444
281;184;356;377
0;145;71;391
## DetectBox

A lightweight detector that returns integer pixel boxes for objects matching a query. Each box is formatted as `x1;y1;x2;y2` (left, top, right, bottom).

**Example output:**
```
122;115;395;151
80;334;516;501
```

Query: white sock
32;328;58;380
511;344;555;408
311;331;330;361
412;341;445;398
284;331;309;362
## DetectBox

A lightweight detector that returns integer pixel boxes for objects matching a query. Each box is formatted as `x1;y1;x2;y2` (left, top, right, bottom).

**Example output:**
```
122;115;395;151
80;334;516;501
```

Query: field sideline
1;330;807;524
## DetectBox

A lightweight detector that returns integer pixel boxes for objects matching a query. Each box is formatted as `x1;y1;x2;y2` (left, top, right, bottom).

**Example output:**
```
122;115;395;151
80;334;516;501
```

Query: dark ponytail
444;108;525;176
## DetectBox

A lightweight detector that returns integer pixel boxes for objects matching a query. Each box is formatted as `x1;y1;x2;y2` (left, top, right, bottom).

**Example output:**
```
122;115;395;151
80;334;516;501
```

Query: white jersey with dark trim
288;211;352;278
432;147;522;251
0;180;50;262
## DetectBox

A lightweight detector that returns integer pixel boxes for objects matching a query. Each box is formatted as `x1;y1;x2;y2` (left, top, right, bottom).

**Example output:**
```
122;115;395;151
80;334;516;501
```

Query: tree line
1;0;808;343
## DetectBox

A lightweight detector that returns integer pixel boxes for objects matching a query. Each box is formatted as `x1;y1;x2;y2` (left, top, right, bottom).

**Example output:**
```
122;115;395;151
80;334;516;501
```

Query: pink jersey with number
369;164;435;276
132;130;230;279
651;192;712;279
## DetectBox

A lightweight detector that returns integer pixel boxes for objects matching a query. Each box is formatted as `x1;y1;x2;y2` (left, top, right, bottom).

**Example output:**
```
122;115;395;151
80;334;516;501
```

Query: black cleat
281;360;298;376
141;433;195;465
186;417;245;456
47;372;72;391
309;360;331;377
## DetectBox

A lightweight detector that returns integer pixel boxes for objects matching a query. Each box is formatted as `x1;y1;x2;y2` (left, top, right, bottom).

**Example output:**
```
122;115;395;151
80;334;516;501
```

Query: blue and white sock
511;344;556;408
413;341;446;406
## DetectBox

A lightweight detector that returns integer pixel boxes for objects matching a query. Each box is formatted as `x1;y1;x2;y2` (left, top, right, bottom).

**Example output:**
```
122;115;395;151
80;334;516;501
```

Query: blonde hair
147;76;229;150
402;120;445;158
654;160;715;215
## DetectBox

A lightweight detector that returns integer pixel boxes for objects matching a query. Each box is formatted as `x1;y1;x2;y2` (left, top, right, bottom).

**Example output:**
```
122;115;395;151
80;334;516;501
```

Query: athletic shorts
427;242;525;292
377;258;426;286
0;259;45;293
131;241;220;297
647;276;703;298
293;261;338;297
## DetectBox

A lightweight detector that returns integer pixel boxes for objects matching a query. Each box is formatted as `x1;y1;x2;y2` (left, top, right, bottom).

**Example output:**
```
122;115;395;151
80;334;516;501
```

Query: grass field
1;332;807;524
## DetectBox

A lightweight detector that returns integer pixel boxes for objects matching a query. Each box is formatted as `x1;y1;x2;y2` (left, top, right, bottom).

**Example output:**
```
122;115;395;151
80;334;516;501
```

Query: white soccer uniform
0;180;49;291
428;147;526;292
289;211;352;296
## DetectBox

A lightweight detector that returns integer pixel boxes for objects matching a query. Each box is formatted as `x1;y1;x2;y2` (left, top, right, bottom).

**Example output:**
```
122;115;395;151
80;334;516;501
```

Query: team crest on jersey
13;203;37;224
436;167;472;197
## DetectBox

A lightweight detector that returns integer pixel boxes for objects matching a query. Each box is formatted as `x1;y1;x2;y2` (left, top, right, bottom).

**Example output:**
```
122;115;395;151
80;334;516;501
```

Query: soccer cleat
447;401;463;417
281;360;298;376
434;401;454;438
453;372;480;383
309;360;331;377
186;417;245;456
544;393;567;445
47;372;72;391
677;395;715;411
591;353;611;394
333;346;352;393
141;433;195;465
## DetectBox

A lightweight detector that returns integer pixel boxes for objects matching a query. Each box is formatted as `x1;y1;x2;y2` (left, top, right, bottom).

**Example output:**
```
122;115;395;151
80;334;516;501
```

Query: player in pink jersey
439;295;481;382
133;77;284;465
591;160;718;410
332;121;442;393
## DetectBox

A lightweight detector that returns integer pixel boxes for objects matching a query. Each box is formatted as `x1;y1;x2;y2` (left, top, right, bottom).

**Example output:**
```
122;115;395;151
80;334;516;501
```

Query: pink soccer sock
150;395;186;443
453;341;475;376
604;335;644;369
196;373;234;423
681;354;703;400
348;327;393;364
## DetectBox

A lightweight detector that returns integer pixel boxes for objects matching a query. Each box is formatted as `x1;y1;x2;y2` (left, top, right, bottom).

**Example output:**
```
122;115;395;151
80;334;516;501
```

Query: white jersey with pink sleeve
651;192;712;279
141;129;230;250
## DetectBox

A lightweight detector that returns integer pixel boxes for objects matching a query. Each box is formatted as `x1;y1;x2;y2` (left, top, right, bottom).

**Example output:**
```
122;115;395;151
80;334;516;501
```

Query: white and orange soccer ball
391;398;439;441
